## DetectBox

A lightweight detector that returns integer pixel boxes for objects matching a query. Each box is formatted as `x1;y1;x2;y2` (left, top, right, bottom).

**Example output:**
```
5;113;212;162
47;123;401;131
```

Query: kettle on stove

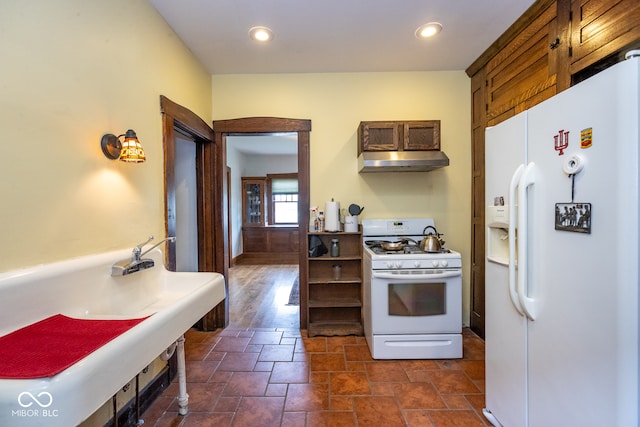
420;226;444;253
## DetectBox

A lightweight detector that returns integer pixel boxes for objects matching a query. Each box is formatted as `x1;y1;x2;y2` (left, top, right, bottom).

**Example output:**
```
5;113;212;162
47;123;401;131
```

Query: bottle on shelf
332;264;342;280
330;239;340;257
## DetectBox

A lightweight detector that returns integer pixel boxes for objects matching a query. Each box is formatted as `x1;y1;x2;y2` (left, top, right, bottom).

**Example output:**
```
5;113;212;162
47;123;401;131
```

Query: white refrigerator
483;53;640;427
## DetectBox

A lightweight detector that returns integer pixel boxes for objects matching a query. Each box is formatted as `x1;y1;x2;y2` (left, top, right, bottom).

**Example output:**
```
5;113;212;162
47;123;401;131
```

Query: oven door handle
372;270;461;280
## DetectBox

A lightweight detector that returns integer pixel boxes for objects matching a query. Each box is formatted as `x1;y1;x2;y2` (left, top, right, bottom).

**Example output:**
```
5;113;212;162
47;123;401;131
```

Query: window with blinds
271;177;298;224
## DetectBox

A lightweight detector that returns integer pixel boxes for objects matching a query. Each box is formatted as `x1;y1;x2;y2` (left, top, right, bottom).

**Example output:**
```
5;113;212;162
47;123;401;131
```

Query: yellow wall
0;0;473;322
212;72;472;324
0;0;212;271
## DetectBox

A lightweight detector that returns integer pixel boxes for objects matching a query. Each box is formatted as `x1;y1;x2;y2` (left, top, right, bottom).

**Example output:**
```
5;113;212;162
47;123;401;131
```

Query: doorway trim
213;117;311;328
160;95;224;330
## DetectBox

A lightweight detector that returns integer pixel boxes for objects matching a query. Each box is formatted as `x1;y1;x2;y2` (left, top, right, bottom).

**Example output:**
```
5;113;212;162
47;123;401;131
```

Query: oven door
370;269;462;334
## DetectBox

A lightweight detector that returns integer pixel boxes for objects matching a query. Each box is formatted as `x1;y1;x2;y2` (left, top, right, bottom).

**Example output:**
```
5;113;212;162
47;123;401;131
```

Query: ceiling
149;0;537;75
227;134;298;155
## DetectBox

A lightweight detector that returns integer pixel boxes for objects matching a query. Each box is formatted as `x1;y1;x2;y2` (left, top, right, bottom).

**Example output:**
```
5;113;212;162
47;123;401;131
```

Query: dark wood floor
228;264;300;329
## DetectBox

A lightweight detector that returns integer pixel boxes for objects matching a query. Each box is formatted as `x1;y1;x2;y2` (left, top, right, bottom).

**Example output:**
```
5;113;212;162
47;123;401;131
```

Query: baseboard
235;252;299;265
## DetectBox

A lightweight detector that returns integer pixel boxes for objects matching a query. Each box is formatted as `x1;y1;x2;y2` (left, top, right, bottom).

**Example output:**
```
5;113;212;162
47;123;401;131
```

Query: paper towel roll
324;200;341;231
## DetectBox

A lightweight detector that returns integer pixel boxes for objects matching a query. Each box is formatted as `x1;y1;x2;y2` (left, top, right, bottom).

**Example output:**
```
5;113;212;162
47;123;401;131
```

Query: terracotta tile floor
141;328;488;427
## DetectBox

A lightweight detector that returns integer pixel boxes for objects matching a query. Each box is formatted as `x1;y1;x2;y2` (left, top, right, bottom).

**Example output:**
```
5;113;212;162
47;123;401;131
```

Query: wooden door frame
213;117;311;328
227;166;233;266
160;95;225;330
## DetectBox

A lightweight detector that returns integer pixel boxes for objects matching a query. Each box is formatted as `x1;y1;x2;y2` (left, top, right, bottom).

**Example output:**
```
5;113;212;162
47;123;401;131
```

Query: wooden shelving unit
306;229;363;337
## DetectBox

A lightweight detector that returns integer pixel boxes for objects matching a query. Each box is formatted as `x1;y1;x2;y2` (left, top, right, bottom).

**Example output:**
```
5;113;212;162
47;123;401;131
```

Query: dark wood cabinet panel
471;69;487;337
486;2;559;125
358;121;400;153
242;227;269;252
240;227;299;264
358;120;441;154
403;121;441;151
471;221;486;326
268;228;297;252
571;0;640;73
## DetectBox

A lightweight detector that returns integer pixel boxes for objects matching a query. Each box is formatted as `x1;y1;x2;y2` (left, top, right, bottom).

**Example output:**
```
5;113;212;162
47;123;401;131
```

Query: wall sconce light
100;129;146;163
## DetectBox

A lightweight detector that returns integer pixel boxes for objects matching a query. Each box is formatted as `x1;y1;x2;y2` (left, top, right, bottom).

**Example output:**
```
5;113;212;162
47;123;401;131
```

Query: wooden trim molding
213;117;311;328
213;117;311;133
160;95;224;331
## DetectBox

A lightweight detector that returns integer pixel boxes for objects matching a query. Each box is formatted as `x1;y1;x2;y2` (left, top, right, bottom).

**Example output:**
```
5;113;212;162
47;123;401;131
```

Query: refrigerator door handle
517;162;537;321
508;164;526;317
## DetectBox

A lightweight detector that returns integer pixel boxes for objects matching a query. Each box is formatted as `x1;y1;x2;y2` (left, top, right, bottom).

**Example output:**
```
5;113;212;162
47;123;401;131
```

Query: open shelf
306;229;363;337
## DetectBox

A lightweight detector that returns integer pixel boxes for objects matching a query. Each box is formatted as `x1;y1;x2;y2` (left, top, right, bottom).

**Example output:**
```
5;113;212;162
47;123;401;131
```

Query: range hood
358;150;450;173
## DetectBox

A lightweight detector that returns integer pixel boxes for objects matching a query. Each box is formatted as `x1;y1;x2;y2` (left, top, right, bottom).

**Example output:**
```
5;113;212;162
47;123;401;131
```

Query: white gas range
362;218;463;359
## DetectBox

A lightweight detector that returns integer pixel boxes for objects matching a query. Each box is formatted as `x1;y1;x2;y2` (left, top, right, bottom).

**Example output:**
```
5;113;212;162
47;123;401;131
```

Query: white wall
226;138;298;259
241;154;298;176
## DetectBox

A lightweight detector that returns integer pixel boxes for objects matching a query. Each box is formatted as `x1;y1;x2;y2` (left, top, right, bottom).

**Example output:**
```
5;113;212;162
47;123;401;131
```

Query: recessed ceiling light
249;26;273;42
415;22;443;39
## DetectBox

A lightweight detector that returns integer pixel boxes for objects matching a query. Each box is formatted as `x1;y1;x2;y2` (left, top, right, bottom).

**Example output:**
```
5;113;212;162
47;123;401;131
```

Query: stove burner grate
366;243;451;256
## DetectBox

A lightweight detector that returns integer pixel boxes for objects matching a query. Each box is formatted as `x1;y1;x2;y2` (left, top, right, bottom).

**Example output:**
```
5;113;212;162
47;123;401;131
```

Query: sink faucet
111;235;176;276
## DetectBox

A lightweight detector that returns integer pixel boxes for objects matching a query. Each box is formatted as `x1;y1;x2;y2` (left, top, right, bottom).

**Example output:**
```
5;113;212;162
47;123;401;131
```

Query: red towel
0;314;149;379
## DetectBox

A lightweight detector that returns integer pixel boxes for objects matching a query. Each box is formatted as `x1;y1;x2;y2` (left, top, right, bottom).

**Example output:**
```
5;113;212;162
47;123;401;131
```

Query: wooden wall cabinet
403;121;441;151
358;121;440;154
242;177;266;226
306;230;363;337
466;0;640;338
358;121;399;152
570;0;640;75
484;1;563;126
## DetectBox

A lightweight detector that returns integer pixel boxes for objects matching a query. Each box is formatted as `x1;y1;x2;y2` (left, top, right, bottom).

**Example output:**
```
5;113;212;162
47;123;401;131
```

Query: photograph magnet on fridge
554;202;591;234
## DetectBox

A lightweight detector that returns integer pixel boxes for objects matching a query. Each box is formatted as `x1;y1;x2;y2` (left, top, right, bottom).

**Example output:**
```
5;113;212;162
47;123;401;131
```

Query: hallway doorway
213;117;311;329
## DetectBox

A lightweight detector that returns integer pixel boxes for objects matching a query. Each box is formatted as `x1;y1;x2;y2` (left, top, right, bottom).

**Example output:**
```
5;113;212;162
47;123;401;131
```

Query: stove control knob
386;261;394;269
395;261;403;269
431;260;439;268
413;261;421;268
441;260;448;268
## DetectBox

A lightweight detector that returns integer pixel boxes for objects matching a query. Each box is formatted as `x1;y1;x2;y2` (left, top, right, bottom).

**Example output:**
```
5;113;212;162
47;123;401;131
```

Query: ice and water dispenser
486;204;514;266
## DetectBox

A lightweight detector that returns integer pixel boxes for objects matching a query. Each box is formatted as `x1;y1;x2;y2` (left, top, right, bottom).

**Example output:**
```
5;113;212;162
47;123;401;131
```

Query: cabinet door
242;227;267;252
242;178;266;226
268;228;299;253
403;120;440;150
359;121;400;152
570;0;640;74
485;3;558;125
